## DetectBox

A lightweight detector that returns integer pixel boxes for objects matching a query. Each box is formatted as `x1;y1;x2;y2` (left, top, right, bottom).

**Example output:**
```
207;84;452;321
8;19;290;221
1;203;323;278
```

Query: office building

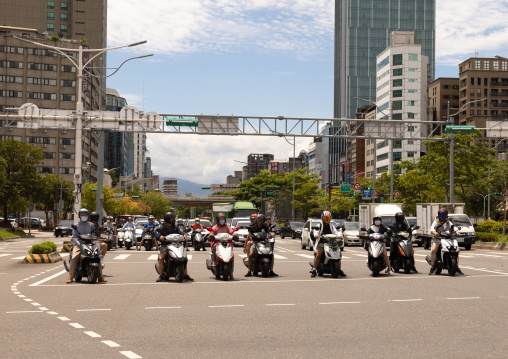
374;31;428;174
335;0;435;120
162;178;178;197
246;153;274;180
105;88;128;181
307;136;328;189
428;77;460;136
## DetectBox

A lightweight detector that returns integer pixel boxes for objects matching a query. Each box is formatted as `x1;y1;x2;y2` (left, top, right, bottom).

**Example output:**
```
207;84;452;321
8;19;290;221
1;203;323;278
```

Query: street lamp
14;36;148;222
476;192;488;219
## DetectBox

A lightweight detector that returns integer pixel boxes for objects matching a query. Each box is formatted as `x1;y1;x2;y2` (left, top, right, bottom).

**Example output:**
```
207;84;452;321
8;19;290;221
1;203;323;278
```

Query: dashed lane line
446;297;481;300
145;306;181;310
295;254;314;259
6;310;44;314
319;302;361;305
102;341;121;348
147;254;158;261
208;305;245;308
113;254;131;260
84;331;101;338
69;323;85;329
77;309;111;312
266;303;295;306
120;351;142;359
389;299;423;302
29;270;67;286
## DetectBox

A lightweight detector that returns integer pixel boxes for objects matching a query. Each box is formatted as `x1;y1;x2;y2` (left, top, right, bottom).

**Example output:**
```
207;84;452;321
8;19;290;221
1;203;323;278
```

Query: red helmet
250;213;258;224
217;213;227;226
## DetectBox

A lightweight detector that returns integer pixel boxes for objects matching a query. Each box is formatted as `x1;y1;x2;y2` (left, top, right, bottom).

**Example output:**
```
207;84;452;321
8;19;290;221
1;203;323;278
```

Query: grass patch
0;228;20;239
476;232;508;243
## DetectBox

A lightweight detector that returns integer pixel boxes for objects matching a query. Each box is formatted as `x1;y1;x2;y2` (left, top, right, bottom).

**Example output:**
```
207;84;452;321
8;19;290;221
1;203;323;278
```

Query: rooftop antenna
142;82;145;112
474;50;479;58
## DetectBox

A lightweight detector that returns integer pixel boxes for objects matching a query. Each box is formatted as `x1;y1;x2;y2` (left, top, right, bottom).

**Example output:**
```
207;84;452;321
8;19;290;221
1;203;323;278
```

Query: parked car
54;220;74;237
280;221;304;239
19;217;42;229
343;222;361;246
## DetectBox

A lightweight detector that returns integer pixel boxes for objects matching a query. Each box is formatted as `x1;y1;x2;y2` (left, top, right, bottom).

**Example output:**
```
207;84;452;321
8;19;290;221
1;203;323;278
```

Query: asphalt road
1;231;508;358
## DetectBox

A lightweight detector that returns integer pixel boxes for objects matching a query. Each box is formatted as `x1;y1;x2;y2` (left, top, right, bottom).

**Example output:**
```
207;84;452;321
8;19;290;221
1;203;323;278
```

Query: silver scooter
155;233;188;282
309;233;344;278
425;231;460;276
367;232;388;277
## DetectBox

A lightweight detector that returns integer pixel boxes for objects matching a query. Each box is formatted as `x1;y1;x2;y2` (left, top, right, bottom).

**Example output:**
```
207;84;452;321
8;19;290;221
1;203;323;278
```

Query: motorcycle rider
367;216;394;276
66;208;106;284
265;216;278;277
243;213;258;258
190;218;205;250
89;211;107;268
310;211;346;278
154;212;193;282
244;214;276;277
209;213;237;279
122;217;137;250
390;212;418;273
429;208;464;275
103;216;117;248
138;215;158;251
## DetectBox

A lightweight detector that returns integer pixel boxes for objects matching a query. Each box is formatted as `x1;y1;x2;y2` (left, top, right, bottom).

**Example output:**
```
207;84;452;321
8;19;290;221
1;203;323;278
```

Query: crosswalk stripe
113;254;130;260
296;254;314;259
0;254;12;257
147;254;158;261
273;254;288;260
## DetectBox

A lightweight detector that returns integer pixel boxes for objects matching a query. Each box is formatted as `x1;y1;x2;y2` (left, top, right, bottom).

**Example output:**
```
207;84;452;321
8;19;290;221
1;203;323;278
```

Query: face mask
107;220;111;223
219;219;225;225
374;221;381;226
81;216;88;222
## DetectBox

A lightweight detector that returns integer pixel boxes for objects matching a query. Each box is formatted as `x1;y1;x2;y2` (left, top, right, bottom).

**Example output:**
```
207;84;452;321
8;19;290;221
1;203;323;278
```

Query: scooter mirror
71;224;77;230
233;227;240;232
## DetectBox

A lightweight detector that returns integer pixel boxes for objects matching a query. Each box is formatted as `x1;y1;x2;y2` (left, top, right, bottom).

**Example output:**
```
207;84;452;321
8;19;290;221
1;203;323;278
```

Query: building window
393;79;402;87
408;126;416;132
503;62;508;71
47;13;54;20
408;100;415;106
392;101;402;111
393;68;402;76
61;80;75;87
475;60;481;69
0;75;23;83
41;137;56;144
47;24;54;31
393;152;402;161
393;90;403;98
393;54;403;66
408;79;416;83
408;68;416;72
392;113;402;120
377;153;389;162
378;56;389;70
60;138;75;145
408;90;416;93
61;94;76;101
60;25;68;33
61;65;76;72
47;1;55;9
408;113;415;119
60;167;74;174
60;2;68;10
408;140;414;145
41;167;55;174
408;152;415;158
393;140;402;149
484;61;490;70
44;152;56;159
408;54;418;61
60;13;68;21
0;90;23;98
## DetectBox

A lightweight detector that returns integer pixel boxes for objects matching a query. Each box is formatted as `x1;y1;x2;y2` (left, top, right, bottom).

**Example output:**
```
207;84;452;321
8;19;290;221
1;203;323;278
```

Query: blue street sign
362;190;372;200
345;172;351;185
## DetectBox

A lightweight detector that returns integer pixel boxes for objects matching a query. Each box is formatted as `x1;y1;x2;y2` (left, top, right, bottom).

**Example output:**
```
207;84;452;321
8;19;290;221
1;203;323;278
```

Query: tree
35;174;73;226
0;139;44;224
81;183;124;216
141;191;172;218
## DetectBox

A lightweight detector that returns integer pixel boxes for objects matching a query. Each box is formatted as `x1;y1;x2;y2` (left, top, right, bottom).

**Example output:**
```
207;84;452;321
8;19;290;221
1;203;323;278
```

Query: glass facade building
334;0;435;119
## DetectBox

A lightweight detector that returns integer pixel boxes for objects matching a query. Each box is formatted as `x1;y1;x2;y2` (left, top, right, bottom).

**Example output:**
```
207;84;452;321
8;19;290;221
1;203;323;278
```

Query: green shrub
28;241;57;254
476;232;497;242
475;220;503;234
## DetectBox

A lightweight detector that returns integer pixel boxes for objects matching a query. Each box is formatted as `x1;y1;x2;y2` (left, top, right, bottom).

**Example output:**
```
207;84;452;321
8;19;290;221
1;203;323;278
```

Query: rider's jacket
143;222;157;231
311;221;338;242
155;224;184;245
430;219;454;234
248;224;270;240
92;222;103;237
71;221;95;246
191;223;203;231
391;221;411;234
367;224;391;236
212;224;234;235
123;222;135;230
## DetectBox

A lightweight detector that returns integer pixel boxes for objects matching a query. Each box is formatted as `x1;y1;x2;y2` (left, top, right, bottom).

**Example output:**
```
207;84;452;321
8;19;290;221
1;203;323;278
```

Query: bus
211;201;257;221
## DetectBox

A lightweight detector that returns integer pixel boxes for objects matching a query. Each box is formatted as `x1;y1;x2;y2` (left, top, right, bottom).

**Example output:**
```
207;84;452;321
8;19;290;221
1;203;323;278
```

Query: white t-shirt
430;220;453;233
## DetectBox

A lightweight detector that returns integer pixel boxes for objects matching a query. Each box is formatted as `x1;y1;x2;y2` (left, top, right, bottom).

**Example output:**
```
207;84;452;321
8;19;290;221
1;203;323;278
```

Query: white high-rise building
374;31;428;175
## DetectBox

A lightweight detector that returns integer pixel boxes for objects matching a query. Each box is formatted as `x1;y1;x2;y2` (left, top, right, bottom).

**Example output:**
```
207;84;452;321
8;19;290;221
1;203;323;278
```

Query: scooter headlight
168;251;177;259
84;248;92;256
93;248;100;256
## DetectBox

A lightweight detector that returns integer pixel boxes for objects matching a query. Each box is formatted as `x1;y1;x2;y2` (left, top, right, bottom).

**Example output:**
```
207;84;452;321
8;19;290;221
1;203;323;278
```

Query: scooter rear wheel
372;258;380;277
75;276;82;282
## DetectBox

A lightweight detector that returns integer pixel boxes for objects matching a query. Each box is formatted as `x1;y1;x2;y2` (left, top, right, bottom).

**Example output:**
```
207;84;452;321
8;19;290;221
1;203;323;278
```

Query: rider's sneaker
269;270;278;277
311;269;317;278
156;276;164;282
456;267;464;275
245;271;252;277
66;278;73;284
412;267;419;274
98;277;107;283
429;266;436;275
386;268;394;276
338;270;347;277
184;275;194;281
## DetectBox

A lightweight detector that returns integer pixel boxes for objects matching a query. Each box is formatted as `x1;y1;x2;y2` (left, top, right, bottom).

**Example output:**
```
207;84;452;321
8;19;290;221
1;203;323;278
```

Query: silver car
343;222;361;246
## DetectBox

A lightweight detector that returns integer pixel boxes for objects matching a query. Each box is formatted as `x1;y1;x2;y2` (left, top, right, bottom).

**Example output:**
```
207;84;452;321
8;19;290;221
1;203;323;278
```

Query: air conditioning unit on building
62;130;67;134
42;129;48;133
41;144;47;148
60;145;67;149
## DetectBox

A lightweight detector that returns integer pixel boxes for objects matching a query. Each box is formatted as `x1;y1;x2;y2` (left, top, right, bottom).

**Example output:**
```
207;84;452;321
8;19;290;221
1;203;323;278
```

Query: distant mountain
159;177;212;197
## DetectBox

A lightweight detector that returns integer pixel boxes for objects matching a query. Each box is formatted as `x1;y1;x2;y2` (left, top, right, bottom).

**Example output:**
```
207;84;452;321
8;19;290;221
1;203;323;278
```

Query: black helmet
395;212;405;224
164;212;176;224
89;211;100;223
438;208;448;221
255;214;265;224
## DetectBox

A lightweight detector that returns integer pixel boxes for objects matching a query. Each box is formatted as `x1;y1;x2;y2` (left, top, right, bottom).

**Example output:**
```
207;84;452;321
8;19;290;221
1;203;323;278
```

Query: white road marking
351;253;368;257
18;295;25;298
13;292;20;294
273;254;288;260
39;307;49;311
58;316;70;321
29;270;67;286
266;303;295;306
295;254;315;259
460;266;508;275
11;256;27;260
389;299;423;302
102;340;121;348
24;299;32;302
0;253;12;257
114;254;131;260
77;309;111;312
147;254;158;261
277;246;295;253
319;302;361;305
120;351;142;359
31;302;41;306
48;311;58;315
145;306;181;310
208;305;244;308
6;311;43;314
84;331;101;338
446;297;481;300
69;323;84;329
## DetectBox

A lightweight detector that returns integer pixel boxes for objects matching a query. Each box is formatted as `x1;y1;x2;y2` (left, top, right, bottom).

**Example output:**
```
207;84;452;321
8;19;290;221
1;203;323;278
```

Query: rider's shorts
316;242;325;250
159;245;169;256
431;238;441;246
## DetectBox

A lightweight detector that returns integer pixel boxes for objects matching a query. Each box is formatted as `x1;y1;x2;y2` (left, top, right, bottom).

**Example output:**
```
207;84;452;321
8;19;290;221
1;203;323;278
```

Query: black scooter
242;232;274;278
64;233;101;284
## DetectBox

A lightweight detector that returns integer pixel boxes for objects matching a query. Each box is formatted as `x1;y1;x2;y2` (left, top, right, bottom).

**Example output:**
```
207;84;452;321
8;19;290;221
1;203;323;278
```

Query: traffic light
493;192;503;196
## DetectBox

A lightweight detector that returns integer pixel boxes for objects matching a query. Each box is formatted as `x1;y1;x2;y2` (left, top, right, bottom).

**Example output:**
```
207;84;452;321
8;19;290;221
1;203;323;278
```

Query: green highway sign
201;186;211;190
265;186;277;190
445;125;476;134
266;192;275;197
131;195;140;199
340;184;351;192
166;118;199;127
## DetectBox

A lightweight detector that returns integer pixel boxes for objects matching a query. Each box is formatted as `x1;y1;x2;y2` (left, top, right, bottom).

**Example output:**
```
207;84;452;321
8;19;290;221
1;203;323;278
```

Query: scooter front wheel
404;258;412;274
331;261;340;278
222;263;230;281
449;258;457;277
87;267;98;284
261;262;270;278
372;258;380;277
176;263;185;283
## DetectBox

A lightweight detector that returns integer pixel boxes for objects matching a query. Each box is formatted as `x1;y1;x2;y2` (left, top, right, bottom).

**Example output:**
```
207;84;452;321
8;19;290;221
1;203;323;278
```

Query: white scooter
155;233;188;282
124;228;135;250
425;230;460;276
309;233;344;278
117;228;125;248
367;233;388;277
206;233;234;280
193;228;209;251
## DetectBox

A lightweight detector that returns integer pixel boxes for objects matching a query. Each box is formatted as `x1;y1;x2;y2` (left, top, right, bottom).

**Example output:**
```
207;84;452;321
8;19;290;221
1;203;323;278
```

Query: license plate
457;238;464;243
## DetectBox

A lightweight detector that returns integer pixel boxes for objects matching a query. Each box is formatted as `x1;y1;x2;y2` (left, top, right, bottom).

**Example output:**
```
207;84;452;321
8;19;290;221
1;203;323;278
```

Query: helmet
255;214;265;224
395;212;405;224
217;213;226;226
128;217;133;221
321;211;332;225
78;208;89;222
164;212;176;224
195;218;200;223
373;216;382;224
438;208;448;221
89;211;100;223
250;213;258;224
148;215;155;220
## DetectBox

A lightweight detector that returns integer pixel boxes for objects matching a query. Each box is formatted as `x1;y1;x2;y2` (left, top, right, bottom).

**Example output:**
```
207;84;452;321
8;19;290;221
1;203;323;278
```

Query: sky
105;0;508;185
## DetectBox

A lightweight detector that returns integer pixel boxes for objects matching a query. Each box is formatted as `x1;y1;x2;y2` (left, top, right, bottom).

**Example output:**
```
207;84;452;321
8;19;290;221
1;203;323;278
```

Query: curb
20;251;62;264
472;242;508;251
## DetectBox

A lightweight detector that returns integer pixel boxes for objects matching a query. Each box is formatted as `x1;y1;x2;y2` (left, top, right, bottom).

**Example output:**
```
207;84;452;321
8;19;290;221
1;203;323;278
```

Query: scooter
143;228;155;251
103;228;113;251
63;234;101;284
243;232;274;278
206;232;234;280
389;230;415;274
124;228;135;250
117;228;125;248
155;233;188;282
193;228;206;251
309;233;344;278
426;231;460;276
367;232;388;277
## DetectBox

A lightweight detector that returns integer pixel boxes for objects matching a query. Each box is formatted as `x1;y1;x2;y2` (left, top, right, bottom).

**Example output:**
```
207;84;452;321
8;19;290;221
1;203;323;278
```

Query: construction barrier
61;243;71;252
21;252;62;264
